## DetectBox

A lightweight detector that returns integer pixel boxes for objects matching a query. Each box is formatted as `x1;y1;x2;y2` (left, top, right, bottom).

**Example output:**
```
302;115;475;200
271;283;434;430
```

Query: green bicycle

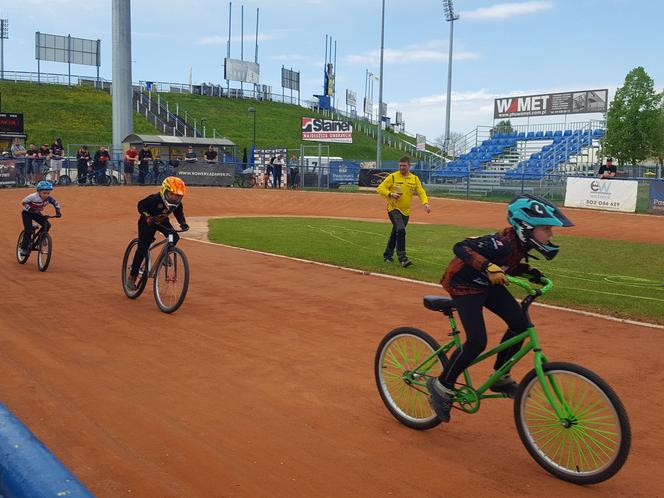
374;276;631;485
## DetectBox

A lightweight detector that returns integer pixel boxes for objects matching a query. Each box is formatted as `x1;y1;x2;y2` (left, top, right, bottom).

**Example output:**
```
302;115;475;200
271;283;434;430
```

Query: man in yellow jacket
376;156;431;267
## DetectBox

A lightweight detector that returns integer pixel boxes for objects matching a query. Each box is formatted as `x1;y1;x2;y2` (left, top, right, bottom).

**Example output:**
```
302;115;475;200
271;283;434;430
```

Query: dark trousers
21;211;50;250
265;165;274;188
95;167;106;184
130;218;180;277
138;163;149;185
77;162;88;184
384;210;409;260
440;285;530;388
273;165;282;188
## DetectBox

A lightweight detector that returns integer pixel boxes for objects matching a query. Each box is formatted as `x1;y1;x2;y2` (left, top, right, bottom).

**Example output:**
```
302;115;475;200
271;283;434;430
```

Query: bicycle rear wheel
37;232;52;272
121;238;148;299
514;362;631;484
375;327;448;430
58;175;72;186
153;246;189;313
16;231;30;264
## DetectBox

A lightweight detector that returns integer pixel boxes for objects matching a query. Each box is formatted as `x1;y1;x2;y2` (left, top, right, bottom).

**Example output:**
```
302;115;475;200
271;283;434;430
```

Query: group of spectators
75;145;111;185
263;154;300;189
123;144;221;185
6;137;65;185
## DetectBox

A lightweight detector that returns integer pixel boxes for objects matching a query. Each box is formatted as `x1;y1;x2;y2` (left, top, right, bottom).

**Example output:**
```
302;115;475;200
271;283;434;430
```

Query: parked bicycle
374;276;630;485
16;215;58;272
121;222;190;313
233;171;257;188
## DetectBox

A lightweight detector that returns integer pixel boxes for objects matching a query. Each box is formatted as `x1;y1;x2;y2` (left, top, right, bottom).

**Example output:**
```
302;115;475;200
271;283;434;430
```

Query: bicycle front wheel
153;246;189;313
121;238;148;299
16;231;30;264
514;362;631;484
375;327;448;430
37;232;52;272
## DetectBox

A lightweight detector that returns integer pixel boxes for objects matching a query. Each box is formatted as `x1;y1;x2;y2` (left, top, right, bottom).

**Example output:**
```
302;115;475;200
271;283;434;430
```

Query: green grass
156;92;422;160
0;81;159;150
208;217;664;324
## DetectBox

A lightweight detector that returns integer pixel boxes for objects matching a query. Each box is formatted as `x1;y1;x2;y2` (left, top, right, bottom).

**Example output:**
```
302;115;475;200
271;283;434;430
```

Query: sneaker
383;255;394;263
489;374;519;397
126;277;138;292
19;248;29;258
400;258;413;268
426;377;453;423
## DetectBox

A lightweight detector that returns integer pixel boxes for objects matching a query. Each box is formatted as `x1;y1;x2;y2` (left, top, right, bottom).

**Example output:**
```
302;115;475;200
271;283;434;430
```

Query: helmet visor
165;191;183;204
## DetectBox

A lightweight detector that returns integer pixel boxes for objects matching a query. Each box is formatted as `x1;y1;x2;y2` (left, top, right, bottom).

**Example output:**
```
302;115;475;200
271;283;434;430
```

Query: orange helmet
161;176;186;208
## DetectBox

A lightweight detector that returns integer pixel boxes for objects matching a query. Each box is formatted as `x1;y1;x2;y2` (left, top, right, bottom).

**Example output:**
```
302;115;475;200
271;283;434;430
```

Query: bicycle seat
423;295;456;315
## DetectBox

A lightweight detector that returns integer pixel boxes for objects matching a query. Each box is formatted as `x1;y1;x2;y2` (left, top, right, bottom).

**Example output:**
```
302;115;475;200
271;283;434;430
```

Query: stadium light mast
442;0;459;155
0;19;8;81
376;0;386;168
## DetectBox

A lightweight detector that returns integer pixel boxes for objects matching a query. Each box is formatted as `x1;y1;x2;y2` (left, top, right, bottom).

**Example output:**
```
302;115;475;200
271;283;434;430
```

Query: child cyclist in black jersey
127;176;189;290
427;194;574;423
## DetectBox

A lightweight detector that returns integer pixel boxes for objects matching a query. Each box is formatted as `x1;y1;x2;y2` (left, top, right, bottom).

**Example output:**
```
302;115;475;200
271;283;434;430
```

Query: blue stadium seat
517;132;526;140
553;130;563;138
535;131;544;139
526;131;536;140
563;130;573;137
544;130;554;139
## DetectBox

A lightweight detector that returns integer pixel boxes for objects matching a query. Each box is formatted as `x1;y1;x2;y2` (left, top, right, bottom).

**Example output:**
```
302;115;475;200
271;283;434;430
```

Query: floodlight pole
442;0;459;154
0;19;8;81
376;0;385;168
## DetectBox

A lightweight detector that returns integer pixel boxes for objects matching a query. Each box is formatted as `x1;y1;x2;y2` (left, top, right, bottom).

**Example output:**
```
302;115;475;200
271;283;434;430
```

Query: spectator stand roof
122;134;235;148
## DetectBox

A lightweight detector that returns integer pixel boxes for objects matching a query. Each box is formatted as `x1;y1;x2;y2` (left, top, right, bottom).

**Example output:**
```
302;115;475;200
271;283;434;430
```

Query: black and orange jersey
441;227;531;296
137;193;186;225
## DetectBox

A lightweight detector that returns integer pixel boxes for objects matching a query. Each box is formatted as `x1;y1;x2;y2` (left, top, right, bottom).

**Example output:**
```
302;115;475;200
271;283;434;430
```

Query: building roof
122;134;235;147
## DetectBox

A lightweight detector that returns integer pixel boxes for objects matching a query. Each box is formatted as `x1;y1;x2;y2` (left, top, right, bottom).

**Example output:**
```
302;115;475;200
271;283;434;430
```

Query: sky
1;0;663;140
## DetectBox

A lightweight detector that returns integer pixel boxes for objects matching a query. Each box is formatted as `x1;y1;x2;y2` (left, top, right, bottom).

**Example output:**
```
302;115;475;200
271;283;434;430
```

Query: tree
654;103;664;167
604;67;663;166
434;131;465;158
493;119;514;135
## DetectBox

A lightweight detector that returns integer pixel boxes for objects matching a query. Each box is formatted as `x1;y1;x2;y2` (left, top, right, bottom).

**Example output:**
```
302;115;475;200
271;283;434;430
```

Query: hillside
0;81;158;152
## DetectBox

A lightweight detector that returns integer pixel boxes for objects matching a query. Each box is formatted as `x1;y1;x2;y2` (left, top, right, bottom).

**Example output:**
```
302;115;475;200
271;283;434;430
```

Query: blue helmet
507;194;574;260
36;180;54;192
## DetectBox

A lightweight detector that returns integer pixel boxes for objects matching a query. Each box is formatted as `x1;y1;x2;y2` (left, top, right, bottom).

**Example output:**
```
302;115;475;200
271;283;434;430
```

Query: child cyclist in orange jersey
127;176;189;290
427;194;574;423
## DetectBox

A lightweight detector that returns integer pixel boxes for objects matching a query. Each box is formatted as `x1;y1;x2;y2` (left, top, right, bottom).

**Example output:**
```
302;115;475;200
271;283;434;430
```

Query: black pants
21;211;50;251
130;218;180;277
138;163;149;185
440;285;530;388
265;165;274;188
384;210;409;261
77;162;88;184
273;165;282;188
290;168;299;188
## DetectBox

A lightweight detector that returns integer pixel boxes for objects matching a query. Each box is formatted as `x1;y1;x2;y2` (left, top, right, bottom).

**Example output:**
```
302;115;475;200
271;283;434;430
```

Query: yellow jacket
376;171;429;216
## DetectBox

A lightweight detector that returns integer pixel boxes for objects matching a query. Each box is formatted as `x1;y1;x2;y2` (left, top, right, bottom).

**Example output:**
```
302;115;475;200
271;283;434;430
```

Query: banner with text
177;161;234;186
648;180;664;214
564;177;638;213
494;89;608;119
416;134;426;151
301;117;353;143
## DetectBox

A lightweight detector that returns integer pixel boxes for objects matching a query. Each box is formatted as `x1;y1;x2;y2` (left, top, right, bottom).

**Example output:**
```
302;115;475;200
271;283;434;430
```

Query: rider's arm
173;203;186;226
48;196;61;215
453;234;510;272
137;194;156;217
415;176;429;205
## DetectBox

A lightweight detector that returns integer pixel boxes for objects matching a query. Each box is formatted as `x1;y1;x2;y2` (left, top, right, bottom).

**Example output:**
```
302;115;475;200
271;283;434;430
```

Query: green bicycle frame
407;276;571;420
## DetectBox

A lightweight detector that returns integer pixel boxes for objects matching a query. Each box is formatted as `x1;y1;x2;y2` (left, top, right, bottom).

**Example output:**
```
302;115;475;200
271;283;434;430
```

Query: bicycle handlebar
507;275;553;297
152;221;189;233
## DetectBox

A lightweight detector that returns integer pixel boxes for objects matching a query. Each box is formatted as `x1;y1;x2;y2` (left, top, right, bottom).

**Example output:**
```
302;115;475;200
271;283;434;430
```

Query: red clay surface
1;187;662;497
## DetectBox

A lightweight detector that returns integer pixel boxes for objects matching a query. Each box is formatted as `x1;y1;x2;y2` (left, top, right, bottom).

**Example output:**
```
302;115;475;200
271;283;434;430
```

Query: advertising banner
346;89;357;107
363;97;373;115
0;160;18;186
329;161;360;188
494;89;608;119
177;161;234;186
564;177;638;212
224;58;260;84
358;168;394;188
648;180;664;214
0;113;24;135
301;117;353;143
253;148;288;188
35;32;100;66
281;67;300;91
416;134;426;151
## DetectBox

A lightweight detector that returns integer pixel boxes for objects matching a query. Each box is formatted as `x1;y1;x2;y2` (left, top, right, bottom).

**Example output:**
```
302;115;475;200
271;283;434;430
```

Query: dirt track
1;187;662;497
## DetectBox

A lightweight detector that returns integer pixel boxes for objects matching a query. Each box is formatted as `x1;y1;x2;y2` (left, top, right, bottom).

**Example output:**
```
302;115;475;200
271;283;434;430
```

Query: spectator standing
76;146;91;185
50;138;64;183
138;144;153;185
93;145;111;185
152;155;164;184
124;145;138;185
273;154;284;189
25;143;38;185
10;138;27;183
598;157;617;179
169;156;181;177
265;156;275;188
36;144;51;181
184;146;197;163
204;145;218;164
288;154;299;190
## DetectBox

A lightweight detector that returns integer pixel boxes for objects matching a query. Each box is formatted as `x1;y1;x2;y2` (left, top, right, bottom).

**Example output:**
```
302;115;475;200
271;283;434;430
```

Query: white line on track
183;236;664;331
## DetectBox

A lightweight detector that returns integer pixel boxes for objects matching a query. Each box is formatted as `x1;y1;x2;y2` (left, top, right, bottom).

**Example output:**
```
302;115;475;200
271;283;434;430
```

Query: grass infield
208;217;664;325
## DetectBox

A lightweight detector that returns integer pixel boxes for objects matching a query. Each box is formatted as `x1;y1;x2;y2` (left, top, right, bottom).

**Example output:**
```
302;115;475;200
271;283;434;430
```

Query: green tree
493;119;514;135
654;103;664;167
604;67;662;165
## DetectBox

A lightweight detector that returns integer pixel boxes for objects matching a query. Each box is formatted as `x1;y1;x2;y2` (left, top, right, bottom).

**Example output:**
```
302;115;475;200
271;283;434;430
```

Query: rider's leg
130;218;157;278
20;211;35;252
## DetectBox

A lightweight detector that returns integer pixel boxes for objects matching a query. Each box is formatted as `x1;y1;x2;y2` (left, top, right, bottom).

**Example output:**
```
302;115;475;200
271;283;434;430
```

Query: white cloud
462;1;553;20
344;40;480;66
197;33;274;45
